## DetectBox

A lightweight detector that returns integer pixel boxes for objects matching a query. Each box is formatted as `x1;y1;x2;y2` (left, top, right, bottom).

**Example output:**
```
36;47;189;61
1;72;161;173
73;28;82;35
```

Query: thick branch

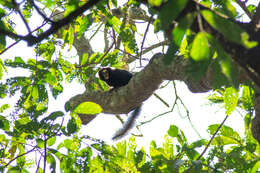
69;53;213;124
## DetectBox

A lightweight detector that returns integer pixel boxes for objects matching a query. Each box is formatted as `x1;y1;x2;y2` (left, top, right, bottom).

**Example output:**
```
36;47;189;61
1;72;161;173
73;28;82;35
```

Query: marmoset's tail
112;105;142;140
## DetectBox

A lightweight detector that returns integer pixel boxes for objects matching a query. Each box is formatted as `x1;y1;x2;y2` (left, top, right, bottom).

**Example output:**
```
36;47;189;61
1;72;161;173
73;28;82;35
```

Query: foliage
0;0;259;172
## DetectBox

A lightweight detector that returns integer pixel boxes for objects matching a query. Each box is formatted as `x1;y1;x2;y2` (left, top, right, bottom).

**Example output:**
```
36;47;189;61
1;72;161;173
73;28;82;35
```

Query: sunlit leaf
32;85;39;101
251;160;260;173
47;136;56;146
0;104;9;113
168;125;179;138
241;85;254;111
37;138;45;149
224;87;238;115
208;124;242;144
201;10;257;48
190;32;212;61
148;0;163;6
158;0;188;30
47;153;56;172
74;102;102;114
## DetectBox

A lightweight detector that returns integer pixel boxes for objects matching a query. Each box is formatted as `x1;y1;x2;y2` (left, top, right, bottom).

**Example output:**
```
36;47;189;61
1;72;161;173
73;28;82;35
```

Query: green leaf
116;140;127;156
208;36;239;88
211;135;240;145
224;87;238;115
41;111;64;123
47;136;56;146
74;102;102;115
251;160;260;173
208;124;242;145
37;138;45;149
148;0;163;6
201;10;257;48
32;85;39;101
14;56;25;63
164;12;197;63
0;21;6;50
65;101;71;112
190;32;212;61
77;14;93;39
0;8;6;18
217;0;237;18
158;0;188;30
67;118;78;134
0;115;10;131
168;125;178;138
241;85;254;111
46;153;56;173
173;12;197;48
0;104;9;113
80;53;89;65
190;139;207;149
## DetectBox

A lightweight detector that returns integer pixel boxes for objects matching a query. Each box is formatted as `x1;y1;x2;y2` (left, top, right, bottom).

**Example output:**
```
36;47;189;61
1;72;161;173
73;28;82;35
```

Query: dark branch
29;0;54;23
252;1;260;29
0;0;101;46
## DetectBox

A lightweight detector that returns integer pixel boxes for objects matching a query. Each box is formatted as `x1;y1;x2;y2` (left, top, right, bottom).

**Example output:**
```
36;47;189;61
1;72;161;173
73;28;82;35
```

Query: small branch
196;4;204;32
35;155;42;173
5;146;37;167
0;40;20;55
12;0;32;34
252;1;260;30
104;26;109;52
0;0;101;46
139;40;170;55
139;15;153;66
29;0;54;23
89;23;103;41
0;18;49;55
235;0;253;20
43;135;47;173
197;115;228;160
153;93;170;107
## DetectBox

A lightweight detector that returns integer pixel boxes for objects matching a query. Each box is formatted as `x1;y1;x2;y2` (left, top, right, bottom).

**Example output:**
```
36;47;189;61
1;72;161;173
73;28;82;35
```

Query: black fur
98;67;141;140
98;68;133;88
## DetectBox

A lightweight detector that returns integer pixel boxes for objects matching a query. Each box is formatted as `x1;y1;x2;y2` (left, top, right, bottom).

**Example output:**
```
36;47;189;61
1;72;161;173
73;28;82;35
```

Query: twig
197;115;228;160
0;0;101;46
153;93;170;107
139;40;170;55
29;0;54;23
5;146;37;167
139;15;153;66
12;0;32;34
43;135;47;173
0;40;20;55
196;4;204;32
235;0;253;20
0;17;48;55
35;155;42;173
89;23;103;41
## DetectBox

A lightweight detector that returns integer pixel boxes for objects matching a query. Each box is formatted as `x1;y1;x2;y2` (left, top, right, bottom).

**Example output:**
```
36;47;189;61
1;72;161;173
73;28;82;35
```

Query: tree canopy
0;0;260;172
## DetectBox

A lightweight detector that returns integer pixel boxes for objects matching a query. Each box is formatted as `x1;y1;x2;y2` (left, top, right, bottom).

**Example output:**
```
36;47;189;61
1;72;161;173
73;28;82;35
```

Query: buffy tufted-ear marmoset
98;67;142;140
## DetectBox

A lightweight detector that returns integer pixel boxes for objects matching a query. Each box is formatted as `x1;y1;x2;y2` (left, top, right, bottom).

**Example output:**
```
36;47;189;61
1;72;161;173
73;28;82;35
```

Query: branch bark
69;53;214;124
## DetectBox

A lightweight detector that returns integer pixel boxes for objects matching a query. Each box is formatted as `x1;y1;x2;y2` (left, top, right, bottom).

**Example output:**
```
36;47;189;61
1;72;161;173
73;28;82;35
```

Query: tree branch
0;0;101;46
69;53;213;124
